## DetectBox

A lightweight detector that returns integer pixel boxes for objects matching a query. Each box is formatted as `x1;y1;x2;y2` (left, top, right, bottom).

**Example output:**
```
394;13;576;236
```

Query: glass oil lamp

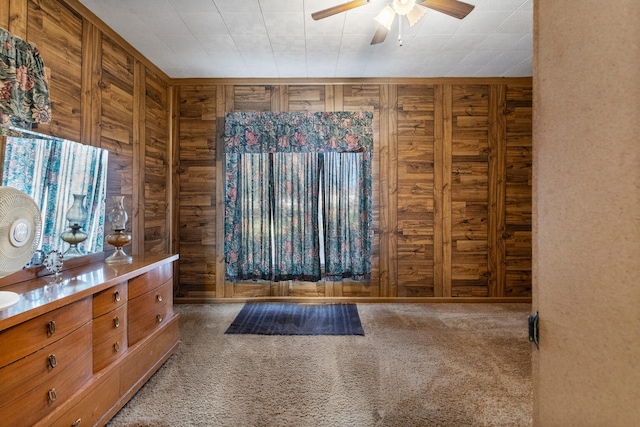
105;195;132;263
60;193;88;258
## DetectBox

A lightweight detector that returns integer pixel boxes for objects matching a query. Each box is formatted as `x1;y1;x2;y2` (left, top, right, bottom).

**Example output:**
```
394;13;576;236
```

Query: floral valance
224;111;373;154
0;27;51;129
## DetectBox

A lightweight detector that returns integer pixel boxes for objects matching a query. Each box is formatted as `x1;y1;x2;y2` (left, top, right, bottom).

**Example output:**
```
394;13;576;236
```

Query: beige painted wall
533;0;640;424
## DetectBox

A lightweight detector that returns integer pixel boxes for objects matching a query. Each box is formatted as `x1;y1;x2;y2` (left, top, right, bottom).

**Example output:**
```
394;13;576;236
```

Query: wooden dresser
0;254;179;427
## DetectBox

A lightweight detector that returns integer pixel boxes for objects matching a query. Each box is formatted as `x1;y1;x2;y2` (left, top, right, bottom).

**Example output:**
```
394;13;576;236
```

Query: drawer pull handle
48;354;58;369
114;316;120;328
114;342;120;353
48;388;57;403
47;320;56;336
156;314;163;323
156;294;163;302
72;418;82;427
114;291;121;302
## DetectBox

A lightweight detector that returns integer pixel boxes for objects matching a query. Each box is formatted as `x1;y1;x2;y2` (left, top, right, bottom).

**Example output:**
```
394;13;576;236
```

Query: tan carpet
106;303;532;427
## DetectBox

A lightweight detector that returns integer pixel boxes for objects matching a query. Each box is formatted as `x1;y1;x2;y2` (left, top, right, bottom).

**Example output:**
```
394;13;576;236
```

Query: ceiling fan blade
312;0;370;21
419;0;475;19
370;24;390;45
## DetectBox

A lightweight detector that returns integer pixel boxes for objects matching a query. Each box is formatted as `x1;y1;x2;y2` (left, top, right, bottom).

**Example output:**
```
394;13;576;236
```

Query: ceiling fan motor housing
393;0;416;15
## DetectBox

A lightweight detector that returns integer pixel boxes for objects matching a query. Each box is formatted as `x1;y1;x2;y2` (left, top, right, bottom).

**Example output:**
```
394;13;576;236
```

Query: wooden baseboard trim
174;296;532;304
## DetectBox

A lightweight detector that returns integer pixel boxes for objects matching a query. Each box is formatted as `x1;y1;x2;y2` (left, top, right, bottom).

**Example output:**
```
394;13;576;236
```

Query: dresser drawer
93;282;127;317
0;322;92;403
128;300;173;346
92;303;127;347
49;371;120;427
128;279;173;319
128;263;172;299
120;314;179;395
0;349;92;427
0;297;92;368
93;325;127;373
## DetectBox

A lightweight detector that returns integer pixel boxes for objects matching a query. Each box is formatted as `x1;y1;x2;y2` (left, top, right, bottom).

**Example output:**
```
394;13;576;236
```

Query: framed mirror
0;126;108;268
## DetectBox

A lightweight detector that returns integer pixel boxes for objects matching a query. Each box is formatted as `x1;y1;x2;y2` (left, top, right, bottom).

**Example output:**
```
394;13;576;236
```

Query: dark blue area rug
225;302;364;335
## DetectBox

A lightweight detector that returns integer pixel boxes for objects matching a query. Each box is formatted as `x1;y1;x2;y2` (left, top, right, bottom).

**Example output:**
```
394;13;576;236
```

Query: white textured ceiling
77;0;532;79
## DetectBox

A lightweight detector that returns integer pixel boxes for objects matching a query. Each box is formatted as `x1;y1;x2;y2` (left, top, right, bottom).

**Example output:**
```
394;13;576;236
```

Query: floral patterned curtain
224;111;373;154
322;151;372;281
225;152;273;281
224;111;373;283
0;27;51;129
272;152;322;281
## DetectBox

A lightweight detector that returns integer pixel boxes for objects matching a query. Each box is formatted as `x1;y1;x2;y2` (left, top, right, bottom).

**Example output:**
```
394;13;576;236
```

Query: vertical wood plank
143;68;170;254
334;85;344;111
169;84;180;295
378;84;390;297
488;84;507;297
80;20;93;144
434;85;452;297
324;280;335;298
216;85;226;299
225;84;235;113
99;33;135;254
325;85;335;111
450;84;490;296
132;60;145;255
8;0;27;39
280;85;289;112
270;85;280;113
387;84;398;298
433;85;444;297
80;21;102;147
505;85;532;296
162;79;173;255
177;84;217;299
0;1;9;29
395;84;436;296
442;85;452;298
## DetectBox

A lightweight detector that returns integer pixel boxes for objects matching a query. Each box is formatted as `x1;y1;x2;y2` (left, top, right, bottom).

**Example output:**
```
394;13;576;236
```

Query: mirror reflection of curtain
224;111;373;283
1;136;53;208
2;134;108;256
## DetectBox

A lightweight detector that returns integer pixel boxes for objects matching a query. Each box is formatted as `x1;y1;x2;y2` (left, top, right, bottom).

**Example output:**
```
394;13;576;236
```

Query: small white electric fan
0;186;43;278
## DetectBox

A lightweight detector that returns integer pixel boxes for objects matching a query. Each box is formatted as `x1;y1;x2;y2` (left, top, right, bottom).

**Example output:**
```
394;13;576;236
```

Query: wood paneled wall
173;79;532;301
1;0;173;268
2;0;531;302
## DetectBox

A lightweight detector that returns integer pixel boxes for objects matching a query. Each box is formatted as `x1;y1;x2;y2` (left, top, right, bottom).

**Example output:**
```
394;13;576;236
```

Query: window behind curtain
272;152;322;281
322;151;372;281
224;111;373;283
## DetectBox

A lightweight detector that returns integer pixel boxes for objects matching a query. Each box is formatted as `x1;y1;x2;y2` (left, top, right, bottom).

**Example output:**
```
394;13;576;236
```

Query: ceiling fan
311;0;475;45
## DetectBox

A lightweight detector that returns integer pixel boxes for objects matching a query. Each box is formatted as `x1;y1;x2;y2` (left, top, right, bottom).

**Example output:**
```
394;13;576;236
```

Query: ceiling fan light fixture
311;0;475;46
392;0;416;16
406;4;427;26
375;5;396;30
